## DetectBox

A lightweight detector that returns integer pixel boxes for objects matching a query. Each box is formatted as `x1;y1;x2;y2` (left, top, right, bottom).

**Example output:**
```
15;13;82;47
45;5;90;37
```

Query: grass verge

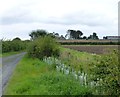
59;47;100;74
4;54;92;95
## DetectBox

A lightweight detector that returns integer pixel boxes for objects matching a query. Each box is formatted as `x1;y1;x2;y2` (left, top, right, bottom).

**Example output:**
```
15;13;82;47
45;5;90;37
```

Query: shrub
27;36;60;59
91;49;120;95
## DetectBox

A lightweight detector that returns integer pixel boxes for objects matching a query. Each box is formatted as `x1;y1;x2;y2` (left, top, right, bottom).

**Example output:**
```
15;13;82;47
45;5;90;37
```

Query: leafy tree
29;29;47;40
12;37;21;41
88;32;99;40
76;30;83;39
59;35;65;40
54;33;59;38
88;35;93;39
47;33;55;38
103;36;107;39
47;32;60;39
83;36;87;39
93;32;99;39
66;29;83;39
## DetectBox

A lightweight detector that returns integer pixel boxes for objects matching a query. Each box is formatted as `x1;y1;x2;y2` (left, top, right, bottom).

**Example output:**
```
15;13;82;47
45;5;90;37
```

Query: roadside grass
1;51;26;57
59;47;100;74
4;54;92;95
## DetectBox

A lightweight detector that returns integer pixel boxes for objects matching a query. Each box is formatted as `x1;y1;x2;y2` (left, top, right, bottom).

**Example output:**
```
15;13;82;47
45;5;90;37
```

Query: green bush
27;36;60;59
91;49;120;95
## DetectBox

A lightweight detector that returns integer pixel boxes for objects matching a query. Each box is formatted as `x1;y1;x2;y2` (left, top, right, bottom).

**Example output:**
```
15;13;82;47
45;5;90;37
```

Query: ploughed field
63;45;119;54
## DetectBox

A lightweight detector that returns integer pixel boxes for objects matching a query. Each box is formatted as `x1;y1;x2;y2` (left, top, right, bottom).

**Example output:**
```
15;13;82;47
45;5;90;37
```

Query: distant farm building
103;36;120;40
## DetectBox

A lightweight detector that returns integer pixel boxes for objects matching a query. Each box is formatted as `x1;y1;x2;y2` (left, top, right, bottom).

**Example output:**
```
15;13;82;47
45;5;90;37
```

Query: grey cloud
1;6;36;25
1;7;113;28
44;12;113;27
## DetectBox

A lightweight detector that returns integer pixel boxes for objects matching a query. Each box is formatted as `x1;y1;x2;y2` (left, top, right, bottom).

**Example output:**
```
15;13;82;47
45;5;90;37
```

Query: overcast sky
0;0;119;40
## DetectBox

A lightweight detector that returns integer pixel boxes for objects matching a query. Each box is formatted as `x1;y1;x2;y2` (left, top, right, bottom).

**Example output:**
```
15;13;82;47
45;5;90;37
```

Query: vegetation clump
2;37;27;53
91;49;119;95
28;36;60;59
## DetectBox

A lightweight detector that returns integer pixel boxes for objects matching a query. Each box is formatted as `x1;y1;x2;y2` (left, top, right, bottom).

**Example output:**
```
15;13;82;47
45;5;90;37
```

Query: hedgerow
2;39;27;53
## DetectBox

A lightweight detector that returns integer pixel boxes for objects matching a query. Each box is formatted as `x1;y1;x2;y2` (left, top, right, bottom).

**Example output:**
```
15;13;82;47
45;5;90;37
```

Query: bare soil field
63;45;119;54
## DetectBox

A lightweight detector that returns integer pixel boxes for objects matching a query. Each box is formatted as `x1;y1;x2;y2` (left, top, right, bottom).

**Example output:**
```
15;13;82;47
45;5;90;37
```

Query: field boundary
57;39;120;45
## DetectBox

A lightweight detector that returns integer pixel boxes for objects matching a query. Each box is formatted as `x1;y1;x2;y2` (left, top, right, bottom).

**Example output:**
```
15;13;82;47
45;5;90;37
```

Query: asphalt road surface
0;52;26;95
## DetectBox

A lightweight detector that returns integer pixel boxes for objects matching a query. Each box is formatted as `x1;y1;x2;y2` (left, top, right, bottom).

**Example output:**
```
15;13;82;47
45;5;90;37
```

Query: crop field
58;39;119;43
63;45;119;54
58;39;120;45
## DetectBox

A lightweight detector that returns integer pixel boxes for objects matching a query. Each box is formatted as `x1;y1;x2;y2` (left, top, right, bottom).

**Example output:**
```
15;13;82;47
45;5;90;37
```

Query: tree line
65;29;99;40
0;29;100;53
29;29;99;40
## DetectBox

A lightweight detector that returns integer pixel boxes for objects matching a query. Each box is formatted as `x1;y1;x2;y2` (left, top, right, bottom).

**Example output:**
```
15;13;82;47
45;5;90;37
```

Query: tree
83;36;87;39
12;37;21;41
88;32;99;40
59;35;65;40
47;33;55;38
93;32;99;39
29;29;47;40
88;35;93;39
54;33;59;38
76;30;83;39
103;36;107;39
65;29;83;39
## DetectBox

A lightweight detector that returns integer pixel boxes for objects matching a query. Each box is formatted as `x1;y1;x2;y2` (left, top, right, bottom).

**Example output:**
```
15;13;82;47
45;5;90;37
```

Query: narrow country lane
0;52;26;96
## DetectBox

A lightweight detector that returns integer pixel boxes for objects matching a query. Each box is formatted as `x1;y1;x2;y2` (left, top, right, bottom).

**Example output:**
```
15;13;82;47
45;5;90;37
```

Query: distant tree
12;37;21;41
93;32;99;39
88;32;99;40
54;33;59;38
47;33;55;38
65;30;72;39
83;36;87;39
29;29;47;40
103;36;107;39
88;35;93;39
76;30;83;39
47;32;60;39
59;35;65;40
65;29;83;39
